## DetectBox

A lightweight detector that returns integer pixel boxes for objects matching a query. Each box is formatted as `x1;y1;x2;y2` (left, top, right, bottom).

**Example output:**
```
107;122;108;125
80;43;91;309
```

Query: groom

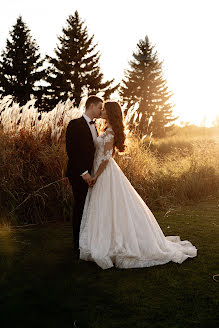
65;95;103;254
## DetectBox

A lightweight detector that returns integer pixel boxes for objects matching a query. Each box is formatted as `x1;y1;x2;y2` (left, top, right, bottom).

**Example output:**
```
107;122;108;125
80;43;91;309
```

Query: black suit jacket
65;116;95;185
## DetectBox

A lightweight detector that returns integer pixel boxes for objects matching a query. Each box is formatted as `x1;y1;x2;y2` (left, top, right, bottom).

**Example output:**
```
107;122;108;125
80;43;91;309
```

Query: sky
0;0;219;126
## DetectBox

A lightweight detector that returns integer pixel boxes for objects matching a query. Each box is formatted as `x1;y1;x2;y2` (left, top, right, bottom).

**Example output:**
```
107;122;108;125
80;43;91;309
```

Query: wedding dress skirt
79;159;197;270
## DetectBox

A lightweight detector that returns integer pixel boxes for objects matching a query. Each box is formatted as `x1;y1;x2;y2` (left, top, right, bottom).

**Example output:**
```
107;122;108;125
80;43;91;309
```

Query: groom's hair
85;95;103;109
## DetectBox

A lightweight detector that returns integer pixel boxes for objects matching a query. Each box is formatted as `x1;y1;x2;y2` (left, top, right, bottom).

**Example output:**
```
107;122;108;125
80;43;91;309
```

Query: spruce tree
120;36;176;138
0;16;46;106
45;11;117;110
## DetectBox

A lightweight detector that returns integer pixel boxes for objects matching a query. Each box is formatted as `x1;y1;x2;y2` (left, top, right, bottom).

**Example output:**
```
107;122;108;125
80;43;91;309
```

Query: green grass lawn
0;199;218;328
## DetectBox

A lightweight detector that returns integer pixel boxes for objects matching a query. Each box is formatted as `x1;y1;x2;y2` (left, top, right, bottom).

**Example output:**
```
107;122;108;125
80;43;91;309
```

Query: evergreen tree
0;16;46;106
45;11;118;110
120;36;176;138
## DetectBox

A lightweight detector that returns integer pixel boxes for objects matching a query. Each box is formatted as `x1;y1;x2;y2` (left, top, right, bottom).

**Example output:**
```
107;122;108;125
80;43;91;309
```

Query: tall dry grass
0;96;218;225
116;135;219;209
0;96;82;225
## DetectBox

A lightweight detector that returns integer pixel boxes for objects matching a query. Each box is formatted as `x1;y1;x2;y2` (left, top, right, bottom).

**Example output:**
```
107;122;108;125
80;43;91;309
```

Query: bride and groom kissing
65;95;197;270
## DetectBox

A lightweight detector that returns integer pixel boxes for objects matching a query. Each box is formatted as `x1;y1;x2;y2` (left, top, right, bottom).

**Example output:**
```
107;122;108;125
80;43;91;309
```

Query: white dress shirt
80;114;98;177
83;114;98;142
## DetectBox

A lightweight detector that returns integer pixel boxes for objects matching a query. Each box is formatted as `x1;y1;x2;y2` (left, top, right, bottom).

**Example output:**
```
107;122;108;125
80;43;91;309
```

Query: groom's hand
81;173;93;186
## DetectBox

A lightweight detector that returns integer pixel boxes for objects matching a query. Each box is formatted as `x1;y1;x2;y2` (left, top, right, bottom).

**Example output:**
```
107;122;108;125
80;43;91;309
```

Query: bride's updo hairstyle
104;101;126;153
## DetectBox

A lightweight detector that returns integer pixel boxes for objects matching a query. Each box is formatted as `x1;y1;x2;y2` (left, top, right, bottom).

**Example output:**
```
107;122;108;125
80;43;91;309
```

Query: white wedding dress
79;128;197;269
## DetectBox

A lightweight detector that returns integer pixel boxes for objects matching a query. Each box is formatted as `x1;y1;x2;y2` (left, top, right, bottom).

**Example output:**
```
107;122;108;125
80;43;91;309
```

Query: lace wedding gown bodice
92;127;114;174
79;128;197;270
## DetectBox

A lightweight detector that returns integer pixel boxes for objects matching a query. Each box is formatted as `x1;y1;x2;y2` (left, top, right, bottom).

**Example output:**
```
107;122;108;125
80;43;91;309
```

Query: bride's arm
93;131;114;181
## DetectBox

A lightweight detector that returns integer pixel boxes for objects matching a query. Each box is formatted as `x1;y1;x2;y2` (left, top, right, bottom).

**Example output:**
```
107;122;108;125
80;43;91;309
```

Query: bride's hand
89;175;98;187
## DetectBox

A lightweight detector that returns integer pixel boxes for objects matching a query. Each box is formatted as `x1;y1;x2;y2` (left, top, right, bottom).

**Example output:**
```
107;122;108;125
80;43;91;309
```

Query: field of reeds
0;96;219;226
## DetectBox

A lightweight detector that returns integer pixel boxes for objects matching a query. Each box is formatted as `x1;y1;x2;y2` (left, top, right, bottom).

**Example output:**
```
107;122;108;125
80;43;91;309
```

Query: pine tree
120;36;176;138
44;11;118;110
0;16;46;106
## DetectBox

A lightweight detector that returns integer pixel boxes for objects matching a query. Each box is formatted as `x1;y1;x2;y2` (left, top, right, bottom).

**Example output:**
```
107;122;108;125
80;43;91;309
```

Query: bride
79;101;197;269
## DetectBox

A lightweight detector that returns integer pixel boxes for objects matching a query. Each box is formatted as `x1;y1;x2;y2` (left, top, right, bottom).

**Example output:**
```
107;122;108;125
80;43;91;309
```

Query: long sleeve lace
94;129;114;178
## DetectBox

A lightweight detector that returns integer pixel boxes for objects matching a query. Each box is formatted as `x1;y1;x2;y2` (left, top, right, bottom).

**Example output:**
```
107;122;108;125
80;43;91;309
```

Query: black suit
65;116;95;250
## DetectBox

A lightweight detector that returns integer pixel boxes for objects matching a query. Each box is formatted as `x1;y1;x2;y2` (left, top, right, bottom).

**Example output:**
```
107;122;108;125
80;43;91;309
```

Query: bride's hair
104;101;126;153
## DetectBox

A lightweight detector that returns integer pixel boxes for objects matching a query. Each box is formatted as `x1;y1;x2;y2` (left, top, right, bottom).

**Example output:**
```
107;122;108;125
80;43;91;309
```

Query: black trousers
70;177;88;250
